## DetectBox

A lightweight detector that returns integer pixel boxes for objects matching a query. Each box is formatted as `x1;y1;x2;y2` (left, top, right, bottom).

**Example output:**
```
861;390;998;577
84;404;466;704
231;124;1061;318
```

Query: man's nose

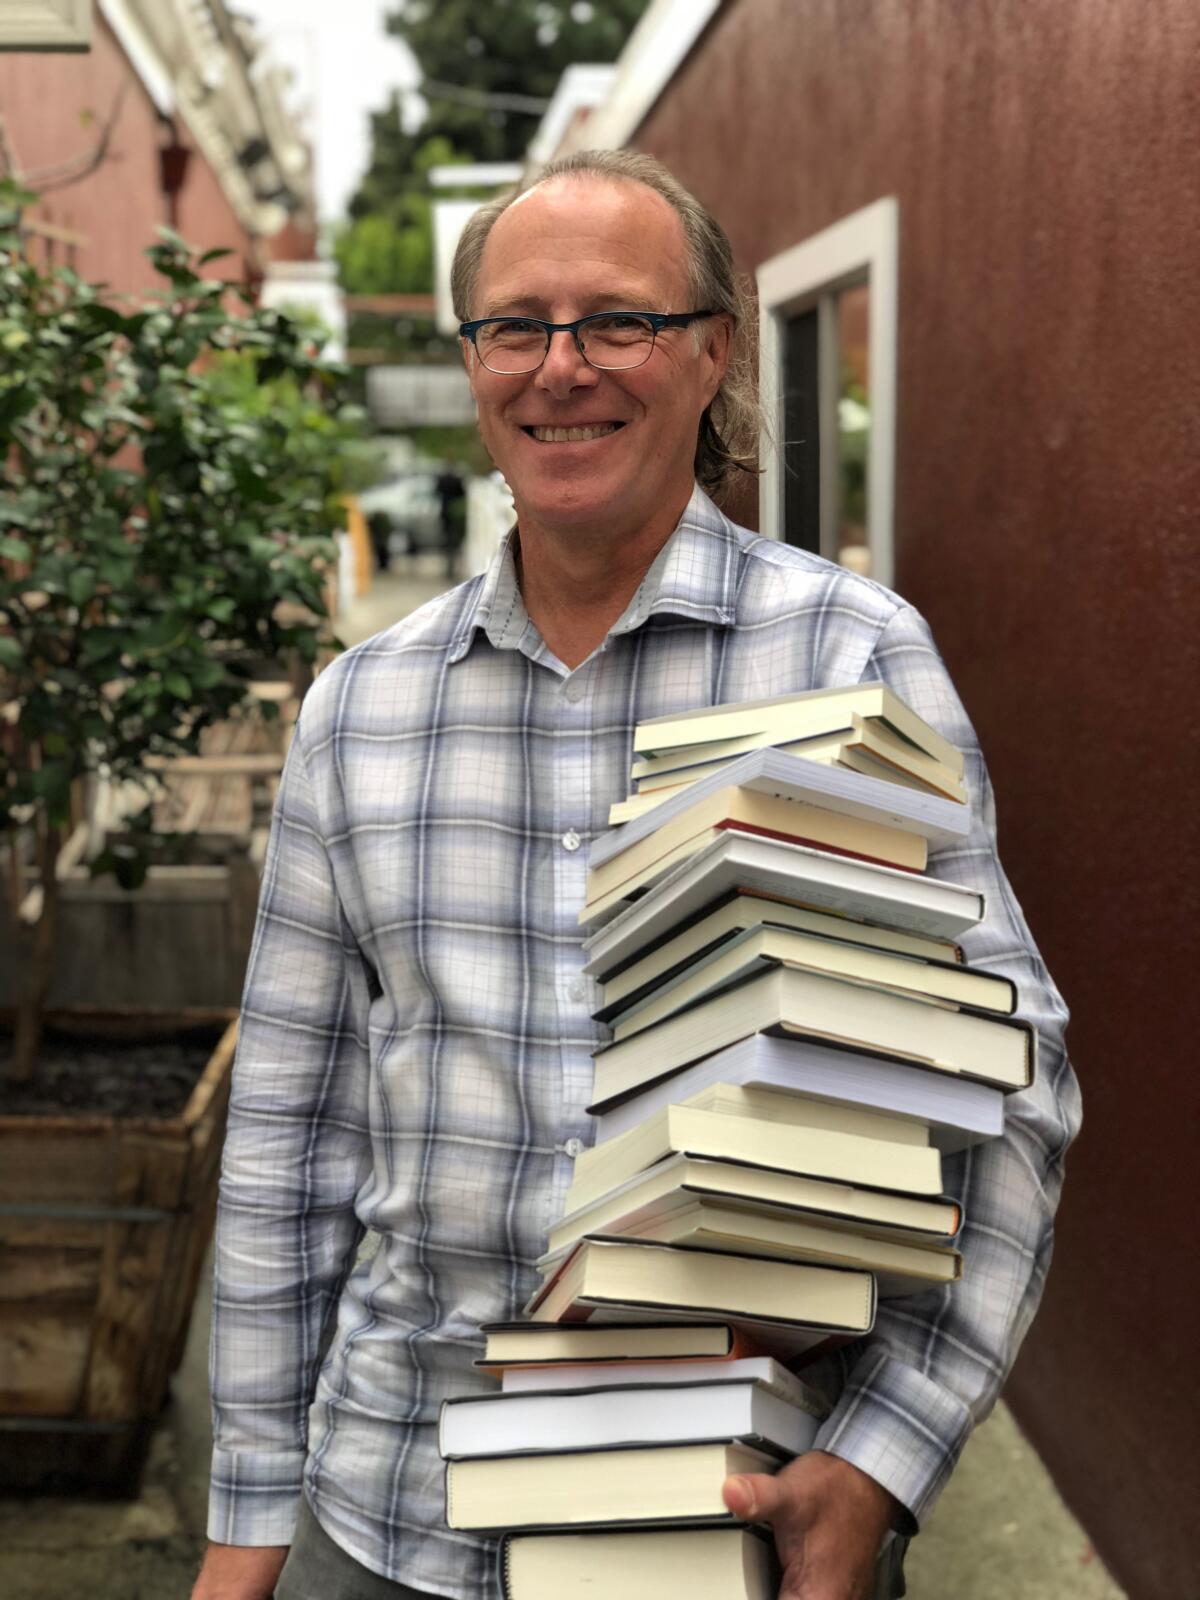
536;330;599;397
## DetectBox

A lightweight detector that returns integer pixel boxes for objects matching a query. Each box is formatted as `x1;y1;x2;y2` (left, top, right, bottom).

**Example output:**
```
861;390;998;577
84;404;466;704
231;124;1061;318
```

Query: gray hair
451;149;761;499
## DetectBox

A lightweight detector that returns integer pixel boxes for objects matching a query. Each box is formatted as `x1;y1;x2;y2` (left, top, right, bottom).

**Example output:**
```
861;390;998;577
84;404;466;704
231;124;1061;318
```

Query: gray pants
275;1494;906;1599
274;1496;436;1599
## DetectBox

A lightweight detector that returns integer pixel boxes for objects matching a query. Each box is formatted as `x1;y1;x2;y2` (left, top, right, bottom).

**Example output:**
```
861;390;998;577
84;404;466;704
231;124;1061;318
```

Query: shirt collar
446;483;740;665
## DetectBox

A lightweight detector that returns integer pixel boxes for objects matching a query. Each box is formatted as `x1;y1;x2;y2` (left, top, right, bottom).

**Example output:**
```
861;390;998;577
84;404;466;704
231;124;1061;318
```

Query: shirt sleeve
811;601;1082;1531
207;721;373;1546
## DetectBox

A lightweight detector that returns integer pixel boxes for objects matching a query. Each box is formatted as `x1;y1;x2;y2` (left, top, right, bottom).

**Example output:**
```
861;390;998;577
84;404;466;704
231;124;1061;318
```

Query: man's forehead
479;175;690;286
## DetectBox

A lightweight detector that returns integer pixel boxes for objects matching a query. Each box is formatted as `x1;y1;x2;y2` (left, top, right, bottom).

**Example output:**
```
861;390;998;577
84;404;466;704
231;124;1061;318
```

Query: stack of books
440;684;1036;1599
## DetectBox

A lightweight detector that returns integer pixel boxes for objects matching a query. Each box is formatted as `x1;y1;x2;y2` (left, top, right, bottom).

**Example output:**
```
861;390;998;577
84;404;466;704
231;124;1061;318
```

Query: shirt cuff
207;1445;308;1546
813;1345;976;1533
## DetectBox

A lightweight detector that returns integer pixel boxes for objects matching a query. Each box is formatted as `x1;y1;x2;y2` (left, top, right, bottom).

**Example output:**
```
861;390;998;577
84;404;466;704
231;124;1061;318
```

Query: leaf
0;635;20;667
164;671;191;698
198;247;234;265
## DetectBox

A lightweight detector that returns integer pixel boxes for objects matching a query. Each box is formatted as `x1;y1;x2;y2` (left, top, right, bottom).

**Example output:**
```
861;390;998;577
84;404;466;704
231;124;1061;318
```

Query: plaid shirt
209;486;1080;1595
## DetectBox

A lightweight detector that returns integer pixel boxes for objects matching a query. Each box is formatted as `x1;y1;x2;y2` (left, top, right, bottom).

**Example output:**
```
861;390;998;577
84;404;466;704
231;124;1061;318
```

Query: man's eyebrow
475;292;659;319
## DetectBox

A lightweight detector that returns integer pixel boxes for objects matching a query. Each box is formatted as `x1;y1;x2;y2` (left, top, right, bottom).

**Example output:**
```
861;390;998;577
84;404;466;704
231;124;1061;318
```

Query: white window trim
757;197;899;588
0;0;92;51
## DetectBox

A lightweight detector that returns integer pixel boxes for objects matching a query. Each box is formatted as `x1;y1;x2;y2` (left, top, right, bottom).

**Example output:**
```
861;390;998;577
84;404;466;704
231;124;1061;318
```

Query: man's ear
702;314;734;405
460;338;477;394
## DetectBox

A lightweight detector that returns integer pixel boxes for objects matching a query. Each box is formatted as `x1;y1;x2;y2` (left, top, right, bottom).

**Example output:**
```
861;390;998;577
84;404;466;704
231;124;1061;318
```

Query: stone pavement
0;563;1126;1599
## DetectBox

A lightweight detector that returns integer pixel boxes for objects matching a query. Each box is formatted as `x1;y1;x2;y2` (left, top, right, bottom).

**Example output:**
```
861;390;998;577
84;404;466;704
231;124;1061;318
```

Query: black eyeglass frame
458;309;719;373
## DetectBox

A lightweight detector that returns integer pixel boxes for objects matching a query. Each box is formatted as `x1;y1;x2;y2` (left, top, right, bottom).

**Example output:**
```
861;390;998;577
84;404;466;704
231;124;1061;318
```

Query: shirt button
567;978;586;1002
564;678;585;703
561;829;581;852
563;1137;584;1158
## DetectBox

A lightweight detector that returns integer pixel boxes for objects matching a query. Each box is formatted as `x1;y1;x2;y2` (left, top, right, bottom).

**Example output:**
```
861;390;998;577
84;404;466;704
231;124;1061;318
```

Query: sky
233;0;420;225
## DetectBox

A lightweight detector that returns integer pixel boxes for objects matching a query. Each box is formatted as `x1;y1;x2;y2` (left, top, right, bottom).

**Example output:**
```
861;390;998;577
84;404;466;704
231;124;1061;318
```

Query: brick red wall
632;4;1200;1597
0;10;257;296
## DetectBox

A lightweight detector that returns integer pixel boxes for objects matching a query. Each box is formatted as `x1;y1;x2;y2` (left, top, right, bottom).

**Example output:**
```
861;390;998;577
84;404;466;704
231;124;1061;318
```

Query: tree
0;183;362;1082
386;0;652;167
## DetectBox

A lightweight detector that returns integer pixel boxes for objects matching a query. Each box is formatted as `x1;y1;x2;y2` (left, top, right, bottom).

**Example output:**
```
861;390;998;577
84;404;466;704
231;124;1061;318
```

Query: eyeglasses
458;310;718;375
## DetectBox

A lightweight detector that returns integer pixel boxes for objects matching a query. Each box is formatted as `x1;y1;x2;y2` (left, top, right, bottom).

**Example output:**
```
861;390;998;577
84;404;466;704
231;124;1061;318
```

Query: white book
439;1378;822;1461
588;747;970;872
582;829;986;948
499;1356;830;1417
589;1032;1004;1150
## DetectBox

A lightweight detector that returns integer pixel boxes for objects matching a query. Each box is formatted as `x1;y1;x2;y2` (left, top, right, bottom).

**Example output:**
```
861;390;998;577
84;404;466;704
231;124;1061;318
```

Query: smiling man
195;152;1077;1600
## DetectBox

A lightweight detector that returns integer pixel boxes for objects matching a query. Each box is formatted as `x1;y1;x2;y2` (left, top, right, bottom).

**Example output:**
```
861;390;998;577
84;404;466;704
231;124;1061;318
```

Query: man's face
463;177;730;545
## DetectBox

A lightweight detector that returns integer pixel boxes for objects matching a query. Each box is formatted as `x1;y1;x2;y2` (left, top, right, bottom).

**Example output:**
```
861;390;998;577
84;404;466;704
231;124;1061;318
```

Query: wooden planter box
0;1013;237;1492
0;853;261;1011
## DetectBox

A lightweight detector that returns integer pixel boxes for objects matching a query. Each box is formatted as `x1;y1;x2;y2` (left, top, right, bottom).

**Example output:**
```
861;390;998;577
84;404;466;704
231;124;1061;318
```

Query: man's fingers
721;1471;780;1522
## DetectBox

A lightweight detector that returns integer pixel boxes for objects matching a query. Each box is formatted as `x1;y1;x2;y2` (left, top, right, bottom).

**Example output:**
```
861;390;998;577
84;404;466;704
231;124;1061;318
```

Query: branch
14;87;131;195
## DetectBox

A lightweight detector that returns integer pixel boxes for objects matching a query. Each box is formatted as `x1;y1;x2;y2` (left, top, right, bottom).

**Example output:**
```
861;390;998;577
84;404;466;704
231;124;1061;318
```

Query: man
194;151;1078;1600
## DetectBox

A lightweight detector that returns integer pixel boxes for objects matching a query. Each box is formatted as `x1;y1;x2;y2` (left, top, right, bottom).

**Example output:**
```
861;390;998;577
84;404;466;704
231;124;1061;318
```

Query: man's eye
589;314;654;341
487;320;541;341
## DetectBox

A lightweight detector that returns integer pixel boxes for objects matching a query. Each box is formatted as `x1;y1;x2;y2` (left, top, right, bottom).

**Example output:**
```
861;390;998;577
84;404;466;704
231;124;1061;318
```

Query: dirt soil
0;1035;215;1119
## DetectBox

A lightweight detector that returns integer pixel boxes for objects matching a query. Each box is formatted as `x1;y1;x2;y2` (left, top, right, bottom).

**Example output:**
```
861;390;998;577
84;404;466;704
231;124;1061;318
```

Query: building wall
0;10;257;295
632;4;1200;1597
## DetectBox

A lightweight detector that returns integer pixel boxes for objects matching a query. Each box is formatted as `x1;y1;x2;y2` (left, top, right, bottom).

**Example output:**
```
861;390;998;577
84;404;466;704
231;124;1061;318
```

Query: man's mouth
522;422;624;443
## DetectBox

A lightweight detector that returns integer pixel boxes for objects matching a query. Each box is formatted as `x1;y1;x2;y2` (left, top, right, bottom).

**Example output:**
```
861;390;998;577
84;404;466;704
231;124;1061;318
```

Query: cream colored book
446;1439;776;1532
676;1080;930;1145
594;893;963;1005
547;1154;962;1259
501;1526;778;1600
604;926;1015;1040
629;716;967;804
527;1238;876;1335
564;1102;942;1217
586;789;928;909
539;1199;962;1298
591;963;1036;1106
633;682;965;777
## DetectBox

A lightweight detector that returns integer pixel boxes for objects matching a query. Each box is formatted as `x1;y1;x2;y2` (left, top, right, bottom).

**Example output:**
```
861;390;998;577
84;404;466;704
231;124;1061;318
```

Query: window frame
757;197;900;587
0;0;92;52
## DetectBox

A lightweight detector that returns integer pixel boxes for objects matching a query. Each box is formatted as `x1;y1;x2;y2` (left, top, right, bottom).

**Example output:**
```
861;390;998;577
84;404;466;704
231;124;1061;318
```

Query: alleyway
0;564;1125;1599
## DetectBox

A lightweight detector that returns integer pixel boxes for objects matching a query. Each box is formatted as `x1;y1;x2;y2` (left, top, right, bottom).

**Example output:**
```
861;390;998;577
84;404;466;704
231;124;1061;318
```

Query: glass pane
836;283;870;575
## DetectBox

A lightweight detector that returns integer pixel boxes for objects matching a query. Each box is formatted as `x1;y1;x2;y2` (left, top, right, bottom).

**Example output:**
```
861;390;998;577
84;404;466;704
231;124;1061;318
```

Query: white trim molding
583;0;721;150
757;197;900;588
0;0;93;51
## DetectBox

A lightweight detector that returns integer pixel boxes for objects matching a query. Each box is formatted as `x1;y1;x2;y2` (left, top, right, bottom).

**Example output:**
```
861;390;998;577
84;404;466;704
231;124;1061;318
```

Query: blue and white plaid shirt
209;487;1080;1596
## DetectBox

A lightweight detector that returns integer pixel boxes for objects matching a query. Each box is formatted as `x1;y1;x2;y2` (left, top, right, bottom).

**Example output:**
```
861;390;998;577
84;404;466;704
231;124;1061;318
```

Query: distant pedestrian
435;466;466;578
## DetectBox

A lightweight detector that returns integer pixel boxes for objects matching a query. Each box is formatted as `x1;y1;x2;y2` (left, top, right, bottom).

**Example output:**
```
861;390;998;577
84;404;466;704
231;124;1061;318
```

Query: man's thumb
722;1470;780;1522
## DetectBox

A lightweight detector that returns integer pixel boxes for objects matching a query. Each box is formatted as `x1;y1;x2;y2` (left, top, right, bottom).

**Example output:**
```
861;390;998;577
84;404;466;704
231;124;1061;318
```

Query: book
583;801;929;924
525;1237;877;1343
446;1439;777;1532
581;829;985;946
499;1356;830;1417
547;1154;962;1257
589;748;969;876
500;1525;779;1600
439;1377;823;1461
563;1100;943;1216
538;1200;963;1299
632;681;964;776
593;891;964;1001
599;923;1016;1037
628;715;968;804
589;1033;1004;1151
475;1320;757;1371
591;964;1036;1106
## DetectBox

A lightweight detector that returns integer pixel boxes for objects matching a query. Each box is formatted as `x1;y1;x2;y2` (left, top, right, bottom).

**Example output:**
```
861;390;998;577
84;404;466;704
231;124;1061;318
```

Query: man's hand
190;1541;290;1600
723;1451;900;1600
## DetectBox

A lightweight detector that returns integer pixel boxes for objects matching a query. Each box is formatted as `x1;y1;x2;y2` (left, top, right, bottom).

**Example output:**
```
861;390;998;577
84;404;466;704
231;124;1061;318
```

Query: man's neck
514;494;690;671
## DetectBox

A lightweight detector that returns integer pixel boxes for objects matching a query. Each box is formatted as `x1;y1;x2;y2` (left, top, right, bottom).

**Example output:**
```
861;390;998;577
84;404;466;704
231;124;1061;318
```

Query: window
758;199;898;587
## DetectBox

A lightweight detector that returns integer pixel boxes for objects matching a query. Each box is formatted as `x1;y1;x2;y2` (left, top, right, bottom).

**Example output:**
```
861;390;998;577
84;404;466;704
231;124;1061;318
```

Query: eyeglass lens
475;314;658;373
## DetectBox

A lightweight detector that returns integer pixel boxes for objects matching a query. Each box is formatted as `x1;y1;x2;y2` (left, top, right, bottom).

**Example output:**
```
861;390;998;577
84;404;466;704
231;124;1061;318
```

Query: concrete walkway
0;564;1126;1598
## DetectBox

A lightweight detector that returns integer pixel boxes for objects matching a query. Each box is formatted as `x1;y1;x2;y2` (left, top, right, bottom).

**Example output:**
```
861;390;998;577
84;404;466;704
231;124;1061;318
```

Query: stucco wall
633;4;1200;1597
0;11;256;295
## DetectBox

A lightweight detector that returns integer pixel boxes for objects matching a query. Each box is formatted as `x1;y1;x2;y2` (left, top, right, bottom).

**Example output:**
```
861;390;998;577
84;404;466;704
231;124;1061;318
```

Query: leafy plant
0;180;363;1082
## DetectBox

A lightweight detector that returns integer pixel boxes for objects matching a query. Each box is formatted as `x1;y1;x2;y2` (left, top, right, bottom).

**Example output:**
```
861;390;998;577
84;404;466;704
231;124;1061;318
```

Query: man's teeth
529;423;619;442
